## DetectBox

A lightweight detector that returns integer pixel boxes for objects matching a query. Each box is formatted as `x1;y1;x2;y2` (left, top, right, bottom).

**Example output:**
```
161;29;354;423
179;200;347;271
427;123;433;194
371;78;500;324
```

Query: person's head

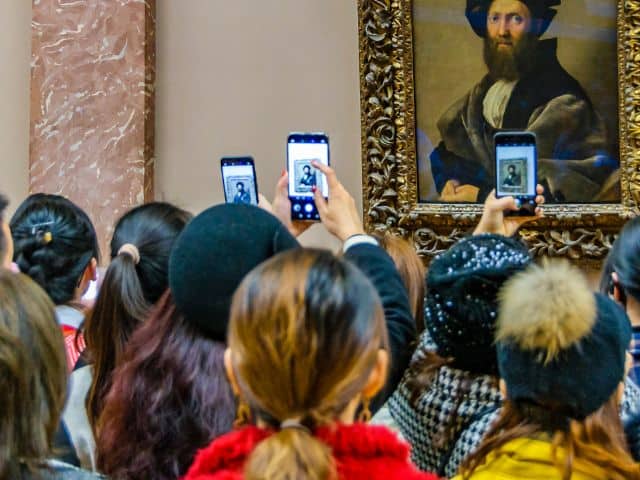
236;182;245;192
303;165;311;174
462;260;636;479
373;232;426;333
96;204;299;480
0;194;13;269
0;271;67;478
424;234;531;375
84;202;192;429
508;164;516;174
169;203;299;341
600;217;640;317
10;193;99;305
97;291;236;480
466;0;560;80
225;248;389;479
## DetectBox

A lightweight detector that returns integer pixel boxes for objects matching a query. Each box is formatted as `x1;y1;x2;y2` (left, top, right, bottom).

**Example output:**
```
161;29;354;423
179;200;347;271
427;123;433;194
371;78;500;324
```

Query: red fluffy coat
183;423;439;480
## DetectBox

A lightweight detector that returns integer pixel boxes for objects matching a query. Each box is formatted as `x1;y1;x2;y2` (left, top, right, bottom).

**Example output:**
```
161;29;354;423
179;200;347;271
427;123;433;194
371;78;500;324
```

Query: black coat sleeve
343;243;417;413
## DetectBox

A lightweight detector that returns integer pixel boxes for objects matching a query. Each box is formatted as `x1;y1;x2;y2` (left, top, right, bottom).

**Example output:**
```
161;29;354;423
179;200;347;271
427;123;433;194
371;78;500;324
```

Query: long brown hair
83;202;191;430
96;291;235;480
0;272;67;479
373;233;426;333
228;249;389;480
461;395;640;480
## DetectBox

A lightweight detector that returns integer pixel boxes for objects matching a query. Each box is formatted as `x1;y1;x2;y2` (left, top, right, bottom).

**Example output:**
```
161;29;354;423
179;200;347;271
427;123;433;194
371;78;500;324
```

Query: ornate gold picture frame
358;0;640;264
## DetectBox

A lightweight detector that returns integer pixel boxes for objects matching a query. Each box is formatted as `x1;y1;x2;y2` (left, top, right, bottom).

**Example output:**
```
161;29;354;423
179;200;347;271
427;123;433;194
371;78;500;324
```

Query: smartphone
287;132;330;221
494;132;537;216
221;157;258;206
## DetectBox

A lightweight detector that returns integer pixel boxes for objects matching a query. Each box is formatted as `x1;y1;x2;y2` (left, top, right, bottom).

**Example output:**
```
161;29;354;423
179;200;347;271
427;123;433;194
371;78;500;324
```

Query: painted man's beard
483;33;538;81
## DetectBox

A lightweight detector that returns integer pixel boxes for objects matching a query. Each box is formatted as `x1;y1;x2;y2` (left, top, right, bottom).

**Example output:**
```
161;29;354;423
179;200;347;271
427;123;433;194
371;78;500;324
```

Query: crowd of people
1;158;640;480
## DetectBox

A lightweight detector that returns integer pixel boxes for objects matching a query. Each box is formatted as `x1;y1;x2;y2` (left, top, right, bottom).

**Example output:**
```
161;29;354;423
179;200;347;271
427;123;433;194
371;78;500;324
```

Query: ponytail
84;251;150;428
83;202;192;431
245;428;334;480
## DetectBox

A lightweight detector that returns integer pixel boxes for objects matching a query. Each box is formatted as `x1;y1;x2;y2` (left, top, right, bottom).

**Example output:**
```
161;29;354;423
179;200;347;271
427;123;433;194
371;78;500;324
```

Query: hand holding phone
494;132;537;216
221;157;258;206
287;133;330;221
312;161;365;241
474;187;544;237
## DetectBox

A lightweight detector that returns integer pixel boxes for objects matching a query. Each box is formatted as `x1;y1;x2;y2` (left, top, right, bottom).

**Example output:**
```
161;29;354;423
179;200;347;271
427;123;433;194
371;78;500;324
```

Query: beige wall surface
0;0;31;214
155;0;362;249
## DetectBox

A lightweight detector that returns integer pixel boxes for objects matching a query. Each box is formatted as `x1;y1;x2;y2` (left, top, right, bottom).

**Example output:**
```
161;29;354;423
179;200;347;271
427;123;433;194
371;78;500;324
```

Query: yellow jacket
450;437;617;479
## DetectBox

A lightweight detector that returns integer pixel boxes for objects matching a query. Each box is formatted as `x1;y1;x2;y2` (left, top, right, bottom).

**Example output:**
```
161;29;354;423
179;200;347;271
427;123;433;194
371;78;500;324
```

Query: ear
89;257;98;281
499;378;508;399
1;222;14;269
617;380;625;405
224;348;241;396
612;272;623;303
361;349;389;400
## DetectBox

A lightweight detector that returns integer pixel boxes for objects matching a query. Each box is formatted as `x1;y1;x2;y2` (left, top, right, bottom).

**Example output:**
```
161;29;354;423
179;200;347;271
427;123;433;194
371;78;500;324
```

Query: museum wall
0;0;31;216
154;0;362;248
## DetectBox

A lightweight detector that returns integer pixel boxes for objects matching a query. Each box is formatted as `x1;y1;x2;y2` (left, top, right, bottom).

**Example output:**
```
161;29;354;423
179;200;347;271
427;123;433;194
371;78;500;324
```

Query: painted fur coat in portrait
429;39;618;203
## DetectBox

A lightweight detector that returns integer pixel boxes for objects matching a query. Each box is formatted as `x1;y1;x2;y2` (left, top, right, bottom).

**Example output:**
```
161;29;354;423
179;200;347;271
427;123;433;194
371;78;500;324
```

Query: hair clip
30;221;55;236
42;232;53;244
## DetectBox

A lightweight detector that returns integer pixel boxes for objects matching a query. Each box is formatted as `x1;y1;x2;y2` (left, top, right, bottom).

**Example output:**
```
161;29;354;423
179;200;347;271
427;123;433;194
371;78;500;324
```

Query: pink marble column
30;0;156;256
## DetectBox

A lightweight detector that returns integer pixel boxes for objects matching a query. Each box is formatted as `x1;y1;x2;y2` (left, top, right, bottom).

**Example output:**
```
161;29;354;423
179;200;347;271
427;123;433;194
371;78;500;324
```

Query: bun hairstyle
10;194;99;305
228;249;389;480
84;202;192;429
0;272;66;478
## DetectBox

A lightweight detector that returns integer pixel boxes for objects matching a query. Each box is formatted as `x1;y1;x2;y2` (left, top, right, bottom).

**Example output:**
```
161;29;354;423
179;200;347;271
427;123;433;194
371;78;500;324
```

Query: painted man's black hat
466;0;560;38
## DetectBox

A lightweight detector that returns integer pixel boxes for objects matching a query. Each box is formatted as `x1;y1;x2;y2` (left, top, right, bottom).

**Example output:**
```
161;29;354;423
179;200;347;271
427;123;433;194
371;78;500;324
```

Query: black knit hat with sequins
425;234;532;375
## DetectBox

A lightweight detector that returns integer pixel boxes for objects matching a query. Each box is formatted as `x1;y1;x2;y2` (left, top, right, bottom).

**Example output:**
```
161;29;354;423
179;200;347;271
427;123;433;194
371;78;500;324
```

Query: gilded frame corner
358;0;640;264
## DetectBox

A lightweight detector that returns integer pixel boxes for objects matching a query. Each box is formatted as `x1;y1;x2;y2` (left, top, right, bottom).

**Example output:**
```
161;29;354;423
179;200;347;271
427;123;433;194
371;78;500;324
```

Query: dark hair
303;165;311;172
10;194;100;305
84;202;192;430
237;182;244;188
0;271;66;480
600;217;640;305
229;249;389;479
96;291;235;480
0;194;8;261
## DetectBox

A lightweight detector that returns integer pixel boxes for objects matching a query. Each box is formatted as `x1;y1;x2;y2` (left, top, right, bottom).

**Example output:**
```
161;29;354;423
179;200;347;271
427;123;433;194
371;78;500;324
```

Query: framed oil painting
358;0;640;264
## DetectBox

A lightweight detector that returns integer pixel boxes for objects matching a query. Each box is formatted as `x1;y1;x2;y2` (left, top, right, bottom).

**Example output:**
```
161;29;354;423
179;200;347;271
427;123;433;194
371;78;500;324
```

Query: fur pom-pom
497;260;596;363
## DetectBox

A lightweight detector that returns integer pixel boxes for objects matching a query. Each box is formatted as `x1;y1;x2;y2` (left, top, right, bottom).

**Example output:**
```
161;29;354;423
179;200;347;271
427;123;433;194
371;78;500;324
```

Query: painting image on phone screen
496;145;535;197
287;143;329;198
222;164;257;205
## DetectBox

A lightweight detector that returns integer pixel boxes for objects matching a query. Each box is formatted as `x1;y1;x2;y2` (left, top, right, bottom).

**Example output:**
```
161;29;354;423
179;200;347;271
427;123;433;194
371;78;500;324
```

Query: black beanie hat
425;234;531;375
466;0;560;38
168;204;299;341
497;261;632;420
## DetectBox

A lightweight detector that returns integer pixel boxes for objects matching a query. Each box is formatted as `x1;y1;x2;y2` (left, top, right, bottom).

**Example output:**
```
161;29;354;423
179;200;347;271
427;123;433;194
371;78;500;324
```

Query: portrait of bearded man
426;0;619;203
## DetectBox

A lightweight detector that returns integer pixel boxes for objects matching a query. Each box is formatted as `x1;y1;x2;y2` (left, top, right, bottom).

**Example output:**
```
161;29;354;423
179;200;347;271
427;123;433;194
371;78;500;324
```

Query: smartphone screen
495;132;537;215
287;133;329;220
221;157;258;206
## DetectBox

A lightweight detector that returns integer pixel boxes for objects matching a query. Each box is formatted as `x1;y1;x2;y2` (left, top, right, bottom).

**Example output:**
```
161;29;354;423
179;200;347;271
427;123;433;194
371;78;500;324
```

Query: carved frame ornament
358;0;640;264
